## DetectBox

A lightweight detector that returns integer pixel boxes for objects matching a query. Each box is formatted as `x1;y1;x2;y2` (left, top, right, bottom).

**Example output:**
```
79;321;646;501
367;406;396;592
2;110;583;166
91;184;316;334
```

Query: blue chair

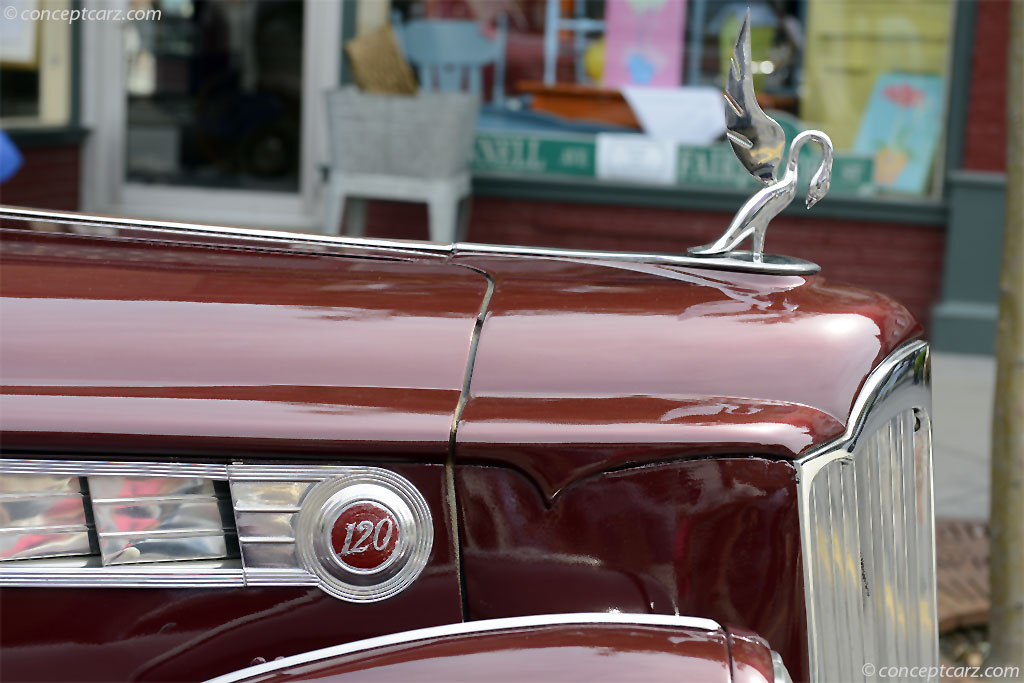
394;15;507;107
543;0;604;85
325;17;506;242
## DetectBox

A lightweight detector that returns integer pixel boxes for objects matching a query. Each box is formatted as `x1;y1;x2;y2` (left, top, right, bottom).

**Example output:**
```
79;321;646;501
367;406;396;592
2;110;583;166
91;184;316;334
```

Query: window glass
801;1;951;195
362;0;953;198
0;0;73;127
124;0;304;192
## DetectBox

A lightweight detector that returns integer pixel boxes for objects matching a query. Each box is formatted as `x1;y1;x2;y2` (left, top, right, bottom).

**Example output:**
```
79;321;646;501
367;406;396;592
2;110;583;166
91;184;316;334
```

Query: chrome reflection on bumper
0;474;93;561
796;340;938;682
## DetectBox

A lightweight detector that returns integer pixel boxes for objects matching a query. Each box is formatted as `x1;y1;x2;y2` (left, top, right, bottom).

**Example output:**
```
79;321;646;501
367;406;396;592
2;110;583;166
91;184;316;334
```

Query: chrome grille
0;472;236;566
797;341;938;683
0;474;93;561
88;476;236;565
0;461;428;600
231;478;311;570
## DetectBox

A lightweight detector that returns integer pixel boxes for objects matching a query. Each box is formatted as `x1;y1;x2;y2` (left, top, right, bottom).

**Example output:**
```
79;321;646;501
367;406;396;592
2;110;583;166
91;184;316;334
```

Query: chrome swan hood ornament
689;10;833;270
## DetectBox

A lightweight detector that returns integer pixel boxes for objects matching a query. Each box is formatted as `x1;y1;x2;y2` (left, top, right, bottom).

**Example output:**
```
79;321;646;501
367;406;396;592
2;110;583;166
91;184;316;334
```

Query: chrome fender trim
205;612;725;683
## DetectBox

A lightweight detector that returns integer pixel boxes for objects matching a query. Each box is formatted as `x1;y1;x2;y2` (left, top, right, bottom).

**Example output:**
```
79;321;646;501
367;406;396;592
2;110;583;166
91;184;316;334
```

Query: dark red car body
214;615;776;683
0;208;921;682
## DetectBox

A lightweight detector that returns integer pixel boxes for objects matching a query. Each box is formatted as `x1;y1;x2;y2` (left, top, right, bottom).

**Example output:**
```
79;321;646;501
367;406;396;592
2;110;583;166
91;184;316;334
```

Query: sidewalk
931;351;996;521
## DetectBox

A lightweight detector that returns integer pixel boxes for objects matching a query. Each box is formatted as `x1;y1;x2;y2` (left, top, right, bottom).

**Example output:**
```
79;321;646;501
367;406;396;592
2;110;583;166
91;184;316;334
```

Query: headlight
796;340;937;682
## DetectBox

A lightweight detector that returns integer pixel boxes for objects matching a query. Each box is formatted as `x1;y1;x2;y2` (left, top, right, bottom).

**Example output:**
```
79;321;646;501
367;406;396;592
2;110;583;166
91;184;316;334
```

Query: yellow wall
801;0;952;150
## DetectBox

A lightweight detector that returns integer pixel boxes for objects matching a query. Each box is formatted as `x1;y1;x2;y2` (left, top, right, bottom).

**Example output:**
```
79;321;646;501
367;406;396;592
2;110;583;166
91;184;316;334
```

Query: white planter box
325;87;479;178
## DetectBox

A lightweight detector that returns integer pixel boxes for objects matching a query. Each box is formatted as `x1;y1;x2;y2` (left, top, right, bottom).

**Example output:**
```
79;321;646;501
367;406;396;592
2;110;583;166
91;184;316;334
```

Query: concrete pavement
931;351;997;521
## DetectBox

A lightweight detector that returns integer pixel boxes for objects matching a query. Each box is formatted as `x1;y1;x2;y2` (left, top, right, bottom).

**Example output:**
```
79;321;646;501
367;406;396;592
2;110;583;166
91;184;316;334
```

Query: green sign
472;132;595;177
474;131;874;196
677;143;875;196
677;144;757;190
826;155;875;196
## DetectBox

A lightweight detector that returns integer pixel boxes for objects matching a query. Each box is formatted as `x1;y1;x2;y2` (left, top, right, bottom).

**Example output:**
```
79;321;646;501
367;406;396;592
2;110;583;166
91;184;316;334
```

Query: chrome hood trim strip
0;458;228;478
0;205;449;257
1;206;818;275
454;242;820;274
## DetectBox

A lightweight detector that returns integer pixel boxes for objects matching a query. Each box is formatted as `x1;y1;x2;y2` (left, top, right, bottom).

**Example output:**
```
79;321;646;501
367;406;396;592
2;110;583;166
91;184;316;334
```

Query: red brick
364;197;944;333
963;0;1010;172
1;145;80;210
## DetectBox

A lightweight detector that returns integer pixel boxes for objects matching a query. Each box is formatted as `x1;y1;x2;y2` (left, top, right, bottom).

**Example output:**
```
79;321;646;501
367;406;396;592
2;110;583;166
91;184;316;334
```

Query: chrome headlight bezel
795;340;937;682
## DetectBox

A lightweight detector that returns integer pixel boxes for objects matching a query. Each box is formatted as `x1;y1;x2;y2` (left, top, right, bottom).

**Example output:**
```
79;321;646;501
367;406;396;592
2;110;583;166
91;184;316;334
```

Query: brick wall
0;144;81;210
360;198;945;332
962;0;1009;172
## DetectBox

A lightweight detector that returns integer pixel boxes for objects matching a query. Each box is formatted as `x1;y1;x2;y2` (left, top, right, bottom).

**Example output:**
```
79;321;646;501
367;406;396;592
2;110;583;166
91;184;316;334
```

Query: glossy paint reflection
456;255;920;497
728;626;779;683
224;621;736;683
457;457;808;683
0;215;922;683
458;394;841;497
0;226;488;457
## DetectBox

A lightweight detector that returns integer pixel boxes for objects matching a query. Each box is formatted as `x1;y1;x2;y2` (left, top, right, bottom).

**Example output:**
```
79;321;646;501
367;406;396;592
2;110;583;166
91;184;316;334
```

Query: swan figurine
689;10;834;264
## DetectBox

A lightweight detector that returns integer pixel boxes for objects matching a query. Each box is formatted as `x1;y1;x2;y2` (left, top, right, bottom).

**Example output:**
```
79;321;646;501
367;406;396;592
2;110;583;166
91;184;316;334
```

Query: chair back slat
466;67;482;95
439;64;467;92
416;64;431;89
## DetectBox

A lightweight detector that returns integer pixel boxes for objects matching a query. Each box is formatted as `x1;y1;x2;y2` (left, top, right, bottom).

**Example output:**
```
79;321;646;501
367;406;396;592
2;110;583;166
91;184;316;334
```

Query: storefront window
124;0;304;192
0;0;73;127
357;0;953;199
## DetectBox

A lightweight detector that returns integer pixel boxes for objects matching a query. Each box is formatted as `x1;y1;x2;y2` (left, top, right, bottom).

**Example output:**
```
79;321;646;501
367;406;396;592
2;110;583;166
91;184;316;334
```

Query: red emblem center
330;501;399;571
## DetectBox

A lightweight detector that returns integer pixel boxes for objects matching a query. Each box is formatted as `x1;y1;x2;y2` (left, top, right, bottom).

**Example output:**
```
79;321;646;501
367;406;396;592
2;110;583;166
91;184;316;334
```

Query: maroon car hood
456;255;920;497
0;226;486;460
1;220;919;484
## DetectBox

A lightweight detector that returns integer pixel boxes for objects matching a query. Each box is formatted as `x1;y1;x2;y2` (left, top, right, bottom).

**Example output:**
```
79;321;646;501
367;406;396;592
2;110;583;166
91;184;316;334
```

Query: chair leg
347;198;368;238
427;194;458;244
455;196;472;242
323;177;346;236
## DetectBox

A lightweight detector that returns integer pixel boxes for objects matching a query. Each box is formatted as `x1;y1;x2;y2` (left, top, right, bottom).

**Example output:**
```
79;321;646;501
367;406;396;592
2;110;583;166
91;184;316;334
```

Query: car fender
206;613;786;683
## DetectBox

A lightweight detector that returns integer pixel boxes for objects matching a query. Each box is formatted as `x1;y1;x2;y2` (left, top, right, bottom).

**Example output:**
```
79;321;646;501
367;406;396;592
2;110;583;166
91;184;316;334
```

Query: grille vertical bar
802;407;937;682
840;460;865;677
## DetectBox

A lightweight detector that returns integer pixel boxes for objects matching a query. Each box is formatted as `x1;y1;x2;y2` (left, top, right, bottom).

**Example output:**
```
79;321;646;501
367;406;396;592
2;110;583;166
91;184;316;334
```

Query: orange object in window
517;81;641;129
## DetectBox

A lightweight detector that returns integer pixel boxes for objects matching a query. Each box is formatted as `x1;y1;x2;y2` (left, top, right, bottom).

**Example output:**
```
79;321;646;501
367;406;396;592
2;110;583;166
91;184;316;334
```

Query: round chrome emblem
295;470;432;602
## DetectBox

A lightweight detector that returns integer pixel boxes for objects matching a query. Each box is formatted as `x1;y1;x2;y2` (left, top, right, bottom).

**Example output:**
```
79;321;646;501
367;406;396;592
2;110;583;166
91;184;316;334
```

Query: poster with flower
602;0;686;88
852;73;944;195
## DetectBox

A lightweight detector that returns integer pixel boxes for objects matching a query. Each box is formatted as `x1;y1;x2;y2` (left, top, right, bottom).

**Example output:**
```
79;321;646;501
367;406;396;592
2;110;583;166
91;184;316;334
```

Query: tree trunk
985;0;1024;676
